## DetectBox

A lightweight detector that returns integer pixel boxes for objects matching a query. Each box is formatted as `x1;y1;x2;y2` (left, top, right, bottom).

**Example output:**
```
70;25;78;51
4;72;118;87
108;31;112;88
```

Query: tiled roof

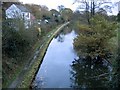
15;4;30;12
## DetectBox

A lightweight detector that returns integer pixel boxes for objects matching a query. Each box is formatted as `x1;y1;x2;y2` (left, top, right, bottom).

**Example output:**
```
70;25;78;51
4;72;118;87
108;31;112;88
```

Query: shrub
2;18;38;58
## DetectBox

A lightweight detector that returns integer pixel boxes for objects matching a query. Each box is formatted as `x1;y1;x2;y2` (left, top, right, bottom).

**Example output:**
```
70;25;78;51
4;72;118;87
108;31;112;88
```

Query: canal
32;27;112;88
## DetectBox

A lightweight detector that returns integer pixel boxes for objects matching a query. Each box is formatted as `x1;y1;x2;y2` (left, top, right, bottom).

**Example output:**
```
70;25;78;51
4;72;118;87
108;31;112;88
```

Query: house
6;4;35;28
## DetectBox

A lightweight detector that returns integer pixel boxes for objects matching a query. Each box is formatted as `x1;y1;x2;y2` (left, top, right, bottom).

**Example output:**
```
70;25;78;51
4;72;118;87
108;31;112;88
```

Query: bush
2;19;38;58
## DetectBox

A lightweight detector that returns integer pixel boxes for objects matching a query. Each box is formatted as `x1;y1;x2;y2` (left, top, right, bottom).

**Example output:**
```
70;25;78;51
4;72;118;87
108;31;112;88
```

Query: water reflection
70;56;112;88
57;34;65;42
55;27;73;42
32;28;112;89
32;30;77;88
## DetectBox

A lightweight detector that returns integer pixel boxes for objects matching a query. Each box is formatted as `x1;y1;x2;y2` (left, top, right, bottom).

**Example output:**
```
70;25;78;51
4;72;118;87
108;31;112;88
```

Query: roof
15;4;30;12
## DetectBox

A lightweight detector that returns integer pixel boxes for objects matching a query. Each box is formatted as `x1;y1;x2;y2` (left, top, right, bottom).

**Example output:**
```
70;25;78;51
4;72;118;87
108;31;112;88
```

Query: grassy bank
18;22;69;88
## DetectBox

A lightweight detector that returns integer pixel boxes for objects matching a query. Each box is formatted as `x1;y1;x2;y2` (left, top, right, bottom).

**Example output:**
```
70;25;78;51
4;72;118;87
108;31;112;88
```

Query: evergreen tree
117;11;120;22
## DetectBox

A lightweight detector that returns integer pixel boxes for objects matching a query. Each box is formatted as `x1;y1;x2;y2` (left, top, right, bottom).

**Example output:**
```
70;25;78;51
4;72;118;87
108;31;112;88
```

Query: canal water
32;27;112;88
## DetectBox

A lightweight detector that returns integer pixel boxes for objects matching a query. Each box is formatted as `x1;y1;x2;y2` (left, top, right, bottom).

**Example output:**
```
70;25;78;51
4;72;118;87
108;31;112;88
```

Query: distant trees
25;4;51;20
61;8;73;21
50;9;60;16
40;5;51;20
25;4;57;34
25;4;41;19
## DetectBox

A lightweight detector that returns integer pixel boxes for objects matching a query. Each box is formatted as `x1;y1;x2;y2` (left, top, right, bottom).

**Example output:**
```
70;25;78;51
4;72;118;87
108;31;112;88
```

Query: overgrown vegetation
74;14;117;59
2;18;39;87
73;14;118;87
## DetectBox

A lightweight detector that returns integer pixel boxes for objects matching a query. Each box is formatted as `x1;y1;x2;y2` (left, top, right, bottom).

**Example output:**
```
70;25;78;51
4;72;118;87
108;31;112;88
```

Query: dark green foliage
61;8;73;22
2;19;38;58
70;57;110;88
2;18;39;87
74;14;118;59
55;19;59;23
117;11;120;22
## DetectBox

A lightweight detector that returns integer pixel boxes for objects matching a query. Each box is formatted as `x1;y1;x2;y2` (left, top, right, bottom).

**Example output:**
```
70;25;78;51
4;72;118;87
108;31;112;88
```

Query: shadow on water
70;56;113;88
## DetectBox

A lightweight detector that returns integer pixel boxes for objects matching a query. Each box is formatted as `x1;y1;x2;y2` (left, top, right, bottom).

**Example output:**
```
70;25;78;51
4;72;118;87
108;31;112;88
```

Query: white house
6;4;35;28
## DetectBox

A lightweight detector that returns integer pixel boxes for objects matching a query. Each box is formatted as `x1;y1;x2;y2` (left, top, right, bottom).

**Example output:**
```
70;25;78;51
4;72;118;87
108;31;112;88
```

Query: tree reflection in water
56;27;73;43
57;34;65;42
70;56;112;88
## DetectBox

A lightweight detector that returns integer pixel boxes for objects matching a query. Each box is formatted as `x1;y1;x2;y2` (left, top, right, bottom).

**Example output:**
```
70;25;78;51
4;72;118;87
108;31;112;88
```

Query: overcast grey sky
19;0;120;15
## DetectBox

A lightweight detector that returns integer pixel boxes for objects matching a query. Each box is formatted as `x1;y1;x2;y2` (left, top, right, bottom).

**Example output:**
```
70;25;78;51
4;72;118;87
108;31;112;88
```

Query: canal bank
18;22;70;88
31;25;113;88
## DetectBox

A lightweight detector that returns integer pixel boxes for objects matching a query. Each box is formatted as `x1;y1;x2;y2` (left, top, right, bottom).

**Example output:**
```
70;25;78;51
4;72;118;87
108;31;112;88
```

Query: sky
19;0;78;11
19;0;120;15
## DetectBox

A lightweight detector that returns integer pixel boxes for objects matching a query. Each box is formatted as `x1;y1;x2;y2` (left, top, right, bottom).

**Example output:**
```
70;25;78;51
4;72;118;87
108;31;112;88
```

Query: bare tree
73;0;117;24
